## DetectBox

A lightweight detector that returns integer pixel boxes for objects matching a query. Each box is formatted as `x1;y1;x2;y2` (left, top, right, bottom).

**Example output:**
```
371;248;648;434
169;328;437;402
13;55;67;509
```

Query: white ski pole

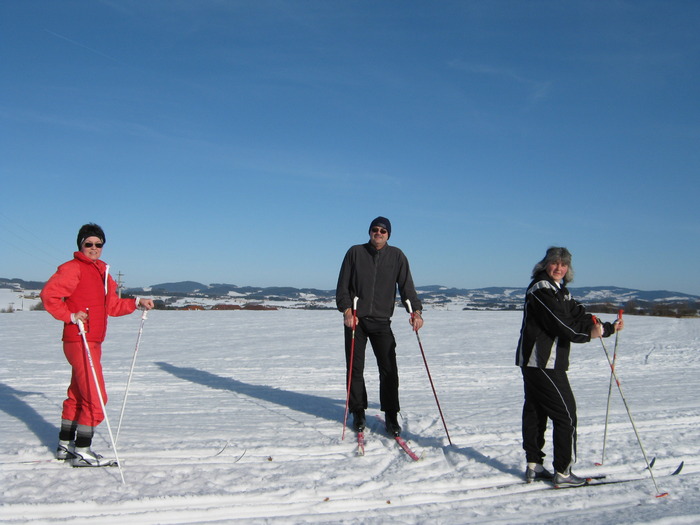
116;308;148;446
593;316;666;497
597;309;623;466
77;319;126;485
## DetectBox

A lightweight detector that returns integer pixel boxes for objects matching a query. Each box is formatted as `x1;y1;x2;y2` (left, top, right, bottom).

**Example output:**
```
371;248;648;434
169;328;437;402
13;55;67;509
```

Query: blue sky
2;1;699;294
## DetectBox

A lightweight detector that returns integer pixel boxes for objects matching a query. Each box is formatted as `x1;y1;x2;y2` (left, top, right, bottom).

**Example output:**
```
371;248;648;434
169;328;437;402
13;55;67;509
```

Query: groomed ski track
2;310;700;524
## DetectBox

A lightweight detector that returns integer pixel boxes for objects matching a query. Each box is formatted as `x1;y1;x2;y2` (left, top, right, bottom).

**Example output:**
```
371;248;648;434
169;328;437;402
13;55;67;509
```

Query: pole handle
352;296;358;329
342;296;360;440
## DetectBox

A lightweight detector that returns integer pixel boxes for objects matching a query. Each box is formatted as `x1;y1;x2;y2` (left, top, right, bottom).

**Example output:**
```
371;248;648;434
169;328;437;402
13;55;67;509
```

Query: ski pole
342;296;359;440
593;316;666;497
116;308;148;446
406;300;453;446
597;309;623;466
77;320;126;485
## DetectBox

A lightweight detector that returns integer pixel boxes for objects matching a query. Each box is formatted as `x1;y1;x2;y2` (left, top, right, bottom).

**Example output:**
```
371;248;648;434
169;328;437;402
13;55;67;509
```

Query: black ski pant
521;367;577;475
345;317;399;415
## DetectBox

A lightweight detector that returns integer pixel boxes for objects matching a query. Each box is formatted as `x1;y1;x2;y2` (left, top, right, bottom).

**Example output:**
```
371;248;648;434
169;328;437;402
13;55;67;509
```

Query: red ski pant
61;340;107;427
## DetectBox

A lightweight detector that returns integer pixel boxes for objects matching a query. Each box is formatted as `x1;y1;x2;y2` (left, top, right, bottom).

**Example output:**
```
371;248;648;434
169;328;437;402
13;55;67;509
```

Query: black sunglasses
371;227;387;234
83;242;104;248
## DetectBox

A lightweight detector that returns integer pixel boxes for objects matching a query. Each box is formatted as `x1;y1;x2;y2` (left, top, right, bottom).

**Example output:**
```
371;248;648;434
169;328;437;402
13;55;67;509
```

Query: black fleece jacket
336;243;422;319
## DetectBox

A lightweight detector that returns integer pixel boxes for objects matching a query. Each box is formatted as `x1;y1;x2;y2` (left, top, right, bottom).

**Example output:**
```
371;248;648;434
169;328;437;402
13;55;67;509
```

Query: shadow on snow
154;362;517;476
156;361;347;424
0;382;58;451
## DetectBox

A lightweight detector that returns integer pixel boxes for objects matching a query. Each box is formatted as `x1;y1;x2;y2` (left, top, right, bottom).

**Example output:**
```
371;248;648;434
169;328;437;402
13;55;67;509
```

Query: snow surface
1;309;699;524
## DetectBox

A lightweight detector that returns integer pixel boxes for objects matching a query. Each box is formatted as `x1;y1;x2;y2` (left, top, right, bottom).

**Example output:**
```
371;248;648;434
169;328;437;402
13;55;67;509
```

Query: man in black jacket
336;216;423;436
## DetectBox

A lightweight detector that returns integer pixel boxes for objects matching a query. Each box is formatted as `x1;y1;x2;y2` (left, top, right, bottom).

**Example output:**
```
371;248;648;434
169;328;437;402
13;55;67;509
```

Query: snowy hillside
1;309;699;524
3;280;699;315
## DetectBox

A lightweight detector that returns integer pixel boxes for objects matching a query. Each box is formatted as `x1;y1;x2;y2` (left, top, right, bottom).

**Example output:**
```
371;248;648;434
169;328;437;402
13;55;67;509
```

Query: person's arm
335;248;354;313
396;251;423;330
105;274;140;317
40;262;80;324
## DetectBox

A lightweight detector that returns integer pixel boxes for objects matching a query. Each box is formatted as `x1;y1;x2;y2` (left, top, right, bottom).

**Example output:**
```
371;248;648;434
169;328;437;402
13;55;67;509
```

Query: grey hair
532;246;574;284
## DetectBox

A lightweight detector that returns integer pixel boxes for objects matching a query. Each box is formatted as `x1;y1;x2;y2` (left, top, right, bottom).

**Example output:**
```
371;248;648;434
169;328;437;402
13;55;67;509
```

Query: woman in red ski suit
41;223;153;466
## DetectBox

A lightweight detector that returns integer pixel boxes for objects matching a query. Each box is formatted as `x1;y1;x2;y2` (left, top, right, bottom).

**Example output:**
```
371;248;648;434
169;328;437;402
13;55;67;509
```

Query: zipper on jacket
104;264;110;295
369;249;380;317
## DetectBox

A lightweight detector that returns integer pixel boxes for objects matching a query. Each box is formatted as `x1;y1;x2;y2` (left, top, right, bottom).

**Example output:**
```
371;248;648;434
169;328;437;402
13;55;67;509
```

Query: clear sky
2;1;699;294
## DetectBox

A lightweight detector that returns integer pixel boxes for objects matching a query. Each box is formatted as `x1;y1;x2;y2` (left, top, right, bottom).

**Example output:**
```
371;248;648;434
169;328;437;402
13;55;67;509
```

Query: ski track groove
3;311;699;523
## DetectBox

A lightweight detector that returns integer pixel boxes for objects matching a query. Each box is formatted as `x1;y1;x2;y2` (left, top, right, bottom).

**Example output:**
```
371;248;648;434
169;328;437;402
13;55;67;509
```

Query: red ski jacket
41;252;137;342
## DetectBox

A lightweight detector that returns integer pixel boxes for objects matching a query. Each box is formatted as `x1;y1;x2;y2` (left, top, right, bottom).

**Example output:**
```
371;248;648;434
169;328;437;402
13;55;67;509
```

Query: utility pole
117;271;124;298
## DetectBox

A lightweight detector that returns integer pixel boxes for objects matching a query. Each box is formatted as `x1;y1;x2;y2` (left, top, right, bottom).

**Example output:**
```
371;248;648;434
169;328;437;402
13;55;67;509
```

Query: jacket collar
364;242;389;256
73;251;106;270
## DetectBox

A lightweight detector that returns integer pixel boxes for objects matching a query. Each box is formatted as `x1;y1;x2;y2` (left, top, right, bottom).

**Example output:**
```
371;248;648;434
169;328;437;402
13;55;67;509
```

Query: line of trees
587;300;700;318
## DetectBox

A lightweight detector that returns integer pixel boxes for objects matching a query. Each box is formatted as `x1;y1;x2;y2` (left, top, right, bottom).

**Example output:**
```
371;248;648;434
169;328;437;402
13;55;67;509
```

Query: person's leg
523;368;577;474
521;376;548;465
521;368;555;481
345;321;368;415
66;341;107;427
366;319;400;434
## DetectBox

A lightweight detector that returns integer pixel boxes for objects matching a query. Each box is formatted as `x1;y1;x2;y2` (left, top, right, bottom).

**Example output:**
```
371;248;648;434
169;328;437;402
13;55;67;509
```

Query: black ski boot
385;412;401;436
352;410;366;432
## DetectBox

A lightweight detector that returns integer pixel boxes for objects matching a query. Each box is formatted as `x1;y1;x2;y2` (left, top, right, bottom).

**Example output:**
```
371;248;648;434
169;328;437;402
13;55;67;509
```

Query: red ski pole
342;297;359;440
406;300;453;446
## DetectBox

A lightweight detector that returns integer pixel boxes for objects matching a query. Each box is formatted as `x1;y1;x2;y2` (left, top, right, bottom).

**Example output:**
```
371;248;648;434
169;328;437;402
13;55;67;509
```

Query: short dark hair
77;223;106;249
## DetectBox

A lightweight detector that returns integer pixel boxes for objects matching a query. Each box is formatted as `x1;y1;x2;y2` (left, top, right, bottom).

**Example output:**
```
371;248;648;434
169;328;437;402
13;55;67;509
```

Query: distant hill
2;278;698;316
0;278;47;290
130;281;699;315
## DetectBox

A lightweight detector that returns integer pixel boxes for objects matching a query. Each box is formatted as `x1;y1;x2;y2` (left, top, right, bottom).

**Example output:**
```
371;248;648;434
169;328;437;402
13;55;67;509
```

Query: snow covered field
1;309;699;524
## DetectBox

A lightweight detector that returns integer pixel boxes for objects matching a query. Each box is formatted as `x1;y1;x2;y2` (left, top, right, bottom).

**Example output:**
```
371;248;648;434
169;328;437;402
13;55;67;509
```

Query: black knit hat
369;216;391;238
77;223;106;249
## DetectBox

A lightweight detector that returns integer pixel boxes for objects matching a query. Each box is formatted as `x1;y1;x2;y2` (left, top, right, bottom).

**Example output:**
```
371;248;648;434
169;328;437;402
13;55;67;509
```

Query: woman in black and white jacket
515;247;623;487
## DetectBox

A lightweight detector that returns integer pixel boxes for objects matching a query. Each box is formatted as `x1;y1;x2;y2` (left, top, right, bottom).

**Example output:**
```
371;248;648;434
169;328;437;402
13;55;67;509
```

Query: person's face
369;226;388;250
81;236;104;261
546;260;568;283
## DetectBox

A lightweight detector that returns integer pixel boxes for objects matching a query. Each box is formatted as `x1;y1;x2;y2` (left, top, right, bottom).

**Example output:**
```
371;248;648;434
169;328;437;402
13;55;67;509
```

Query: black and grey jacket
336;243;422;320
515;271;614;370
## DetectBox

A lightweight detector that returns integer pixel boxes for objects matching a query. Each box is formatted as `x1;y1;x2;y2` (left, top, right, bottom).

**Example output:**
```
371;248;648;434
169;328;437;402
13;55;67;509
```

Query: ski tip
212;441;230;458
671;461;684;476
594;462;603;467
656;492;669;498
